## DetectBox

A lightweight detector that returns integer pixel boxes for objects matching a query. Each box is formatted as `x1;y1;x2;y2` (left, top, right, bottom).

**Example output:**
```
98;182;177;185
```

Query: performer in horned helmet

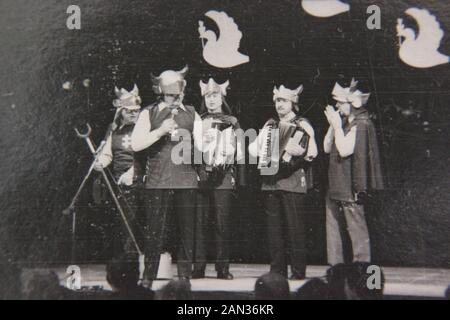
131;66;203;284
249;83;318;279
323;78;384;265
192;78;245;280
94;84;143;259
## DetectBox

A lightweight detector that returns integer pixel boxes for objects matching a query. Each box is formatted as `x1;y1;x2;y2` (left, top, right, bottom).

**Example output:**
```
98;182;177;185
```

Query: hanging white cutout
301;0;350;18
198;10;249;68
397;8;449;68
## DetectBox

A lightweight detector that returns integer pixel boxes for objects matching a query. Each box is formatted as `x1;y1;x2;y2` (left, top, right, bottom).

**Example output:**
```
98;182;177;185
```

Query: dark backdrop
0;0;449;268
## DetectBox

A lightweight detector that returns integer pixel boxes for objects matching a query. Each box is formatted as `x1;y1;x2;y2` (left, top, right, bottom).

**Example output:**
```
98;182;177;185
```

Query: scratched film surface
0;0;449;268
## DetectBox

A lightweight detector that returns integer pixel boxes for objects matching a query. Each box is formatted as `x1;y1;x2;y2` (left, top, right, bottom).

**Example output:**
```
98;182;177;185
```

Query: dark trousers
142;189;197;280
194;190;233;274
263;191;307;278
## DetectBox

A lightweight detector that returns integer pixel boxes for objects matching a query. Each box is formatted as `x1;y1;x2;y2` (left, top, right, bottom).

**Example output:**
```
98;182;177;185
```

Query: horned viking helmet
151;65;189;95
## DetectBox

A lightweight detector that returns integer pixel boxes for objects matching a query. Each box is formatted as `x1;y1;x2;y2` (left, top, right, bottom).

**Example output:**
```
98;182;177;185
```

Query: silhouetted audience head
254;272;290;300
296;278;329;300
346;262;384;300
0;260;21;299
326;263;348;299
157;279;192;300
327;262;385;300
105;257;154;300
106;257;140;292
21;270;66;300
445;285;450;300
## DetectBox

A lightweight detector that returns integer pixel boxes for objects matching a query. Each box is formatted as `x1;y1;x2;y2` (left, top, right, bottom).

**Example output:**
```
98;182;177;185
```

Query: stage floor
49;264;450;298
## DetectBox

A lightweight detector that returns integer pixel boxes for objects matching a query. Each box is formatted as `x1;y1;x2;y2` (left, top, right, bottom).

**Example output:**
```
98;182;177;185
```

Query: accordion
198;117;235;189
202;117;234;171
258;120;309;170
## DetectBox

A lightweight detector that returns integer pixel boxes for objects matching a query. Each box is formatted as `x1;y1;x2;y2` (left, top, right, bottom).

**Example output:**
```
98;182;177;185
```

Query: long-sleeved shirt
96;133;113;168
96;124;135;183
131;102;203;153
323;118;356;158
131;102;202;189
326;108;384;202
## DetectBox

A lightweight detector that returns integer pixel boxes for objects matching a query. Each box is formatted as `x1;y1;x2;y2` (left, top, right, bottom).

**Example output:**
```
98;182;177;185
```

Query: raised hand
324;105;342;130
93;160;104;171
159;118;178;135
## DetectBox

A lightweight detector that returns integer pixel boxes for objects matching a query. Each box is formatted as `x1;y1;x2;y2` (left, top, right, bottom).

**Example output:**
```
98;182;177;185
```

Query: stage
44;264;450;299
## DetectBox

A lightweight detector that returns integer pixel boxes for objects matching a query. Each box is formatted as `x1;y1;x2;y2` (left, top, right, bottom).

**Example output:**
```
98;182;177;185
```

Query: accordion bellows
258;120;309;170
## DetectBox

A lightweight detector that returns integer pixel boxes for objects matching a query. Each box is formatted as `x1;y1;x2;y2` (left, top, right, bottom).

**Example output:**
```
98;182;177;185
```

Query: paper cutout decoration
397;8;449;68
301;0;350;18
198;10;250;68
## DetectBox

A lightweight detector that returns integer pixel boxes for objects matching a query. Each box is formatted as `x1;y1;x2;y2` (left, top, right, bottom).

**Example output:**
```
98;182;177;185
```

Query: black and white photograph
0;0;449;303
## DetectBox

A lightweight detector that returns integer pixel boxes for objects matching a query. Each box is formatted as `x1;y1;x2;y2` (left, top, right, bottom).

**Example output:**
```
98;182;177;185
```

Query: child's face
204;92;223;113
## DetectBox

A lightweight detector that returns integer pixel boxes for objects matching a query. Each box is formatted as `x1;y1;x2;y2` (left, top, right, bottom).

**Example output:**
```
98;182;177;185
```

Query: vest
110;124;135;181
328;109;384;202
328;121;355;202
143;103;199;189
